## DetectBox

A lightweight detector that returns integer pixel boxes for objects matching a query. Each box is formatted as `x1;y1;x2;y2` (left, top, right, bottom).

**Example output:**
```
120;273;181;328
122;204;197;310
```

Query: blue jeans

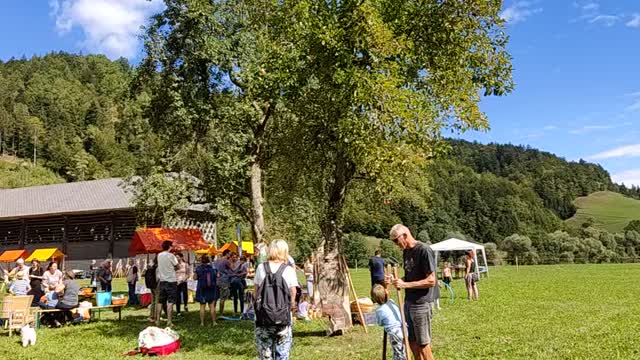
231;280;245;314
255;325;292;360
128;283;139;305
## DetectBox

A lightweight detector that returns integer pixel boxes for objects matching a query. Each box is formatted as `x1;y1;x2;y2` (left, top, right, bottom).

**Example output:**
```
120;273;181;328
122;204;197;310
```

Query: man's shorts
218;282;230;300
405;301;433;346
158;281;177;304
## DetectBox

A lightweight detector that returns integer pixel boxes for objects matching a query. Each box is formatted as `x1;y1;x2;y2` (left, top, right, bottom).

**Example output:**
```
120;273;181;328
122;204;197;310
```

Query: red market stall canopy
0;249;28;262
129;228;210;256
25;248;64;262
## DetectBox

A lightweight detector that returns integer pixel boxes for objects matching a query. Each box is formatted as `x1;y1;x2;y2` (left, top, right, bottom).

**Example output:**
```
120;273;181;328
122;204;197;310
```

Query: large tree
276;0;513;332
138;0;310;243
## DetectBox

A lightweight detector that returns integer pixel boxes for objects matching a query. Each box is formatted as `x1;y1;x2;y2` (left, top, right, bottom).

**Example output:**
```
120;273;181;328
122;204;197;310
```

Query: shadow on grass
94;309;256;357
293;330;326;338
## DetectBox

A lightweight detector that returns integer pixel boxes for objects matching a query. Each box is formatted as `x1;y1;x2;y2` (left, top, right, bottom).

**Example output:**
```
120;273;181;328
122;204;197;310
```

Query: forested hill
0;53;158;182
448;140;617;219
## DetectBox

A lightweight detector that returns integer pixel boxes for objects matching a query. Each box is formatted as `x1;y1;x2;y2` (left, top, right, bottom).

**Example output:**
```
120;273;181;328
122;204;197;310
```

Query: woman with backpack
195;255;219;326
254;239;299;360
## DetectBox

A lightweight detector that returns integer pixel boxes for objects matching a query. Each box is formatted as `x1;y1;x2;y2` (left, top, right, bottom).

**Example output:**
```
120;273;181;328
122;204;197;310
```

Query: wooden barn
0;178;216;261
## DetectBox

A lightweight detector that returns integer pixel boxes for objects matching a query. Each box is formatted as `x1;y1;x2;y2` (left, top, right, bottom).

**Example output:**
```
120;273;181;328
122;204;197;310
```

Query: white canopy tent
430;238;489;277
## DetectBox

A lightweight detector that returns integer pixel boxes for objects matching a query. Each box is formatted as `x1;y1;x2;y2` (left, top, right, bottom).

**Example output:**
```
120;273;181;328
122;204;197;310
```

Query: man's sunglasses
392;233;405;243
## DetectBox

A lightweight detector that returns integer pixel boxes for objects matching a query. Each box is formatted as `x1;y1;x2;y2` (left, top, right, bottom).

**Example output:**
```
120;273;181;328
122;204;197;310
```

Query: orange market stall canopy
0;250;28;263
25;248;65;262
196;241;254;256
129;228;210;256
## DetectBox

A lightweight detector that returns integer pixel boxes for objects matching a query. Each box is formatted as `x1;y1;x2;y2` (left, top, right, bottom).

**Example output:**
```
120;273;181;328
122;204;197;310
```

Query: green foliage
416;230;431;243
625;220;640;233
0;53;160;180
342;232;372;267
379;238;402;264
127;172;197;226
0;158;64;188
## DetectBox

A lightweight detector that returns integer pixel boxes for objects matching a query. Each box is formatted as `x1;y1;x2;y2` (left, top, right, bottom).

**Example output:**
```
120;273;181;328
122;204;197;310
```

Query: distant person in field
97;260;113;292
464;250;479;301
214;249;233;316
369;249;386;287
155;240;179;327
388;224;436;360
194;255;218;326
442;262;452;286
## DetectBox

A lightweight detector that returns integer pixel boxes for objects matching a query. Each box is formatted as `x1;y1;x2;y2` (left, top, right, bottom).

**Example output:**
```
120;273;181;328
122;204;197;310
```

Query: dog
21;325;36;347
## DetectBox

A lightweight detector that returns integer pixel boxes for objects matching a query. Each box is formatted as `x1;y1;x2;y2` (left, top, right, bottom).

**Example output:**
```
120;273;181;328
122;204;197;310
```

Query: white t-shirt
298;301;309;317
254;261;299;290
43;269;63;287
156;251;178;282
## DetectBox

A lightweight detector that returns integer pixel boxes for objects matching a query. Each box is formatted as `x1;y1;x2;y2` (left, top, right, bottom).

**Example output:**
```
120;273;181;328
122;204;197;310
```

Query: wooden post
393;265;412;360
108;212;115;258
19;219;26;249
382;331;387;360
342;256;367;333
62;216;68;258
516;256;519;272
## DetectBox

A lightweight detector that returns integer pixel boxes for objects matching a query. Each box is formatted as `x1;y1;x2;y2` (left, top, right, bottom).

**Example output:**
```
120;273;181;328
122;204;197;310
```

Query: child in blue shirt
371;284;406;360
39;284;59;309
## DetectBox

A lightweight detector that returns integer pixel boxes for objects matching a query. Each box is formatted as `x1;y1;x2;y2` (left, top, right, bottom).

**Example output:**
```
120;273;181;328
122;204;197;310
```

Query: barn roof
0;178;131;220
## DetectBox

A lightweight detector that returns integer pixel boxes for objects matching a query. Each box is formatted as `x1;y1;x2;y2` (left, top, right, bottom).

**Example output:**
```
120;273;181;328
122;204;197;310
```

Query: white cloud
589;14;620;26
612;169;640;186
500;1;543;25
543;125;558;131
574;1;623;27
581;3;599;12
590;144;640;160
569;123;631;134
49;0;164;59
626;14;640;28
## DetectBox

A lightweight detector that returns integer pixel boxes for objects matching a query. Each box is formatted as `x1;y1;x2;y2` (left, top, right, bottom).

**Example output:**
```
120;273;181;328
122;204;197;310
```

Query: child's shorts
388;328;407;360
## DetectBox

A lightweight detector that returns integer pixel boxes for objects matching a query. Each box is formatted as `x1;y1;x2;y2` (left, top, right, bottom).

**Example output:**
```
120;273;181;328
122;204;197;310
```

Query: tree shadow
94;309;256;357
293;330;326;338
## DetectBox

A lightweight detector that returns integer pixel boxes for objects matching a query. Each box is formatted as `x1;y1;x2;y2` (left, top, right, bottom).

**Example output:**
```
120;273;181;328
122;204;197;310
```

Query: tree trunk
249;159;265;244
316;151;355;335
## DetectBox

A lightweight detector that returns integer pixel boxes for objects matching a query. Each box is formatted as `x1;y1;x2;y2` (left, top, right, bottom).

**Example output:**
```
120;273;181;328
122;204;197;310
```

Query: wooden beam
108;212;115;258
19;219;26;249
62;216;68;255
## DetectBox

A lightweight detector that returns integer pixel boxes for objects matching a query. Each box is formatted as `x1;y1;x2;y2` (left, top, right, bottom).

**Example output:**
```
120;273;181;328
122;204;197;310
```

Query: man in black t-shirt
389;224;436;360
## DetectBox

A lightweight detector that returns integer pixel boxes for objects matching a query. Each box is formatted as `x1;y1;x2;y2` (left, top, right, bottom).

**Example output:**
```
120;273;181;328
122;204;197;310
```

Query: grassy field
2;264;640;359
566;191;640;233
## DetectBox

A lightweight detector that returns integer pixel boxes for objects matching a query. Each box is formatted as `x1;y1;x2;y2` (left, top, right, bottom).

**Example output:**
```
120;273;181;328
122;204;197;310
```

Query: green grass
3;264;640;359
566;191;640;233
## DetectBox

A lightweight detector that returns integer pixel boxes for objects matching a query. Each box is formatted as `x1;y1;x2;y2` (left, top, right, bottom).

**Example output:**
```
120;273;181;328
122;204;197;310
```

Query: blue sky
1;1;639;185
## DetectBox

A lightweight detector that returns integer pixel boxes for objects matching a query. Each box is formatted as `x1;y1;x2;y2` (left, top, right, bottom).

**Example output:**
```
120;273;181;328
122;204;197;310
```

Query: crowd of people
1;223;458;360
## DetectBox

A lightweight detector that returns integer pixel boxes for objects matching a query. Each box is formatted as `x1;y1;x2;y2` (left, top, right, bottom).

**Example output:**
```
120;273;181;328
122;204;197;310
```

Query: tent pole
474;250;479;278
482;249;489;278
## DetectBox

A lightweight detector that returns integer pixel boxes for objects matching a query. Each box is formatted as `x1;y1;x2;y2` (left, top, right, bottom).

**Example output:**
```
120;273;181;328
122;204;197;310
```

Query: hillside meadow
2;264;640;359
567;191;640;233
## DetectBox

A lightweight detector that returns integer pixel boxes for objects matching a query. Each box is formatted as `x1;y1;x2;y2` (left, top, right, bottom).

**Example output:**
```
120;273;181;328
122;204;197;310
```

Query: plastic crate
96;291;112;306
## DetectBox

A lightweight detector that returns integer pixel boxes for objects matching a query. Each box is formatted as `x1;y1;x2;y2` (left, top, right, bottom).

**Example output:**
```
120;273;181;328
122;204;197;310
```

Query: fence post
516;256;519;272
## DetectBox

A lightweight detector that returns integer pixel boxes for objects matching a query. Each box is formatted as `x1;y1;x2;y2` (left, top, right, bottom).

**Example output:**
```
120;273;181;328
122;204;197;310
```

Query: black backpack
144;265;157;290
255;263;291;326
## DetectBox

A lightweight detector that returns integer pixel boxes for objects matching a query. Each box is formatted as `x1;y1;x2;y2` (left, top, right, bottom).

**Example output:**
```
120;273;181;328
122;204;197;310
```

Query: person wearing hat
9;270;31;296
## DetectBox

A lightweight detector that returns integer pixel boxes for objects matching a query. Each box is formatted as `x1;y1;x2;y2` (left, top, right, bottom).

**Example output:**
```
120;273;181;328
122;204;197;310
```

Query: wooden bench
33;305;124;329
